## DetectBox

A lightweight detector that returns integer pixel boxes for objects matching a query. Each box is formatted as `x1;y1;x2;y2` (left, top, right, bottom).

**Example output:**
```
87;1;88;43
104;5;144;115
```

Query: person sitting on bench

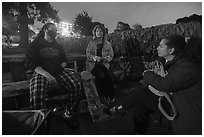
26;23;81;129
86;25;115;105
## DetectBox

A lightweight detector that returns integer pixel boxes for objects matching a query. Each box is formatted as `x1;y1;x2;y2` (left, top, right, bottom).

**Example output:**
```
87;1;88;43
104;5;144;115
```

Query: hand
101;56;110;63
153;61;167;77
45;73;57;86
144;61;154;70
100;57;106;62
93;56;101;62
61;62;67;68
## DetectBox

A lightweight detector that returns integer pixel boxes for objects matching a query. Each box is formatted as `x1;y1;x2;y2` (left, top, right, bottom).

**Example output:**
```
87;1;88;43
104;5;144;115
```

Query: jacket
86;39;114;71
26;38;68;76
143;54;202;134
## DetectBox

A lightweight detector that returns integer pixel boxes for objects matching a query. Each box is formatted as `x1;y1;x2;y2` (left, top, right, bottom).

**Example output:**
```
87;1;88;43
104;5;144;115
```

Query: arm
102;41;114;63
26;42;56;83
35;66;52;77
58;44;68;68
86;41;97;61
61;62;67;68
35;66;57;84
26;42;40;71
143;61;199;93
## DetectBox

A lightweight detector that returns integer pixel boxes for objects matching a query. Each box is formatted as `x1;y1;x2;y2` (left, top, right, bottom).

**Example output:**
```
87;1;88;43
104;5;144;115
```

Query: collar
164;53;184;70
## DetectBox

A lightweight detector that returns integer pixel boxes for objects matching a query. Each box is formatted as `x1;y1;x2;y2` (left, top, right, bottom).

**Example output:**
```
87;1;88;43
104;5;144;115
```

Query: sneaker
62;110;79;130
110;105;126;116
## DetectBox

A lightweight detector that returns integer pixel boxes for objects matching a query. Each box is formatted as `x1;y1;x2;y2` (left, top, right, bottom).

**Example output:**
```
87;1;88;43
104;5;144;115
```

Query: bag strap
148;85;177;120
158;93;177;121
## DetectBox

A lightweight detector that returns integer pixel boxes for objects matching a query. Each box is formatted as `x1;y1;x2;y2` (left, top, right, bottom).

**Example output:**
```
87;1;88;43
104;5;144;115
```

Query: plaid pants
29;70;81;111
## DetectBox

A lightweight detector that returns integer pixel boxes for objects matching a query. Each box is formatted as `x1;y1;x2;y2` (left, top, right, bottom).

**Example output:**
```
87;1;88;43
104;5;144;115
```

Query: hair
33;22;56;43
185;37;202;67
164;35;186;56
92;25;106;45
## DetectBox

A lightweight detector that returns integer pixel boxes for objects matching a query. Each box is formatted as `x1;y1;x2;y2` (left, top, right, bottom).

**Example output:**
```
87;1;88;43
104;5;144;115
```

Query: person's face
45;24;57;40
95;27;103;38
157;39;172;58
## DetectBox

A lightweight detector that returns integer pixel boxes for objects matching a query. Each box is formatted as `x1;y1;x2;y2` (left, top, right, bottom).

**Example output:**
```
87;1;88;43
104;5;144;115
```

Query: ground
43;80;173;135
2;79;173;135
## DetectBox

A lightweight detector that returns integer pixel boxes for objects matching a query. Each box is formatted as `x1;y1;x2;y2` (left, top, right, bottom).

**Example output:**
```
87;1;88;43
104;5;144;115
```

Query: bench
2;53;86;82
2;80;30;98
2;68;84;110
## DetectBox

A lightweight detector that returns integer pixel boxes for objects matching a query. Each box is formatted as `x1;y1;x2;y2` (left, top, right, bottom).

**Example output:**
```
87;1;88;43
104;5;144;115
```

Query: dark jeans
122;85;158;111
91;63;114;98
124;86;159;134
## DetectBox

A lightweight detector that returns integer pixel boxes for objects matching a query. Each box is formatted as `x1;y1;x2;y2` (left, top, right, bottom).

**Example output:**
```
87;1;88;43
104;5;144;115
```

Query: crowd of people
26;22;202;134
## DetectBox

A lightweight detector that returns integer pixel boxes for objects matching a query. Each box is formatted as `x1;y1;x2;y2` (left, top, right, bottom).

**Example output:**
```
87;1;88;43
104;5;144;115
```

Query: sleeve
58;44;68;63
86;41;96;61
104;41;114;62
143;61;199;93
26;42;40;71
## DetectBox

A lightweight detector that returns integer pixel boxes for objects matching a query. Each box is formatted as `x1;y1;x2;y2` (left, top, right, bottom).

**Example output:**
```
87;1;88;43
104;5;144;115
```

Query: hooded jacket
143;54;202;134
26;38;67;76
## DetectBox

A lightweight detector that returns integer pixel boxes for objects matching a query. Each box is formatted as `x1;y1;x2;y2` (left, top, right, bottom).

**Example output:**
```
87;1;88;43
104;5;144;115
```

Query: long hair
32;22;55;43
92;25;106;46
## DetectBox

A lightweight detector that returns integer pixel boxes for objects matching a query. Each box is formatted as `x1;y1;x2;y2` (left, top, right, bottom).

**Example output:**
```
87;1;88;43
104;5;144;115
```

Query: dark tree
176;14;202;24
2;14;18;37
73;11;108;36
114;21;131;32
2;2;60;47
73;11;93;36
132;23;143;31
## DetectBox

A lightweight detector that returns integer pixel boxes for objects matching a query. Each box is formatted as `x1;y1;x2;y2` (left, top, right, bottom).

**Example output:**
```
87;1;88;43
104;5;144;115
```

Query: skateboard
81;71;127;122
81;71;113;122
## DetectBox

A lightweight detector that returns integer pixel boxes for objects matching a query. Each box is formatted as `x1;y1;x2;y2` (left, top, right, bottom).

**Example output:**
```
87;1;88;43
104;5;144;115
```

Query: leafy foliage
73;11;93;36
176;14;202;24
2;14;18;36
114;21;131;32
2;2;60;47
132;23;142;30
2;2;60;24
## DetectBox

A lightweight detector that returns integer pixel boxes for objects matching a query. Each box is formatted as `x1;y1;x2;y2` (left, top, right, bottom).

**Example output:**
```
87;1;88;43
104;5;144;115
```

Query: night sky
49;2;202;32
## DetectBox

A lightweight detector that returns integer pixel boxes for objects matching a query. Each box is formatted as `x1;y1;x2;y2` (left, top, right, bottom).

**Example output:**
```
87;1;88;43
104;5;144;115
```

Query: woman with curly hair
86;25;115;105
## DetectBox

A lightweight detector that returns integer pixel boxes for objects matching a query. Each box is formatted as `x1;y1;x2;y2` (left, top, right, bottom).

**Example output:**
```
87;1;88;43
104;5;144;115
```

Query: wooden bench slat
3;80;30;91
2;80;30;98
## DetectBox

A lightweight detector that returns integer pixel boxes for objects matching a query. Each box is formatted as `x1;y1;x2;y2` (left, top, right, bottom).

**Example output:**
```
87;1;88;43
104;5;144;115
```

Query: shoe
62;110;79;130
110;105;126;116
